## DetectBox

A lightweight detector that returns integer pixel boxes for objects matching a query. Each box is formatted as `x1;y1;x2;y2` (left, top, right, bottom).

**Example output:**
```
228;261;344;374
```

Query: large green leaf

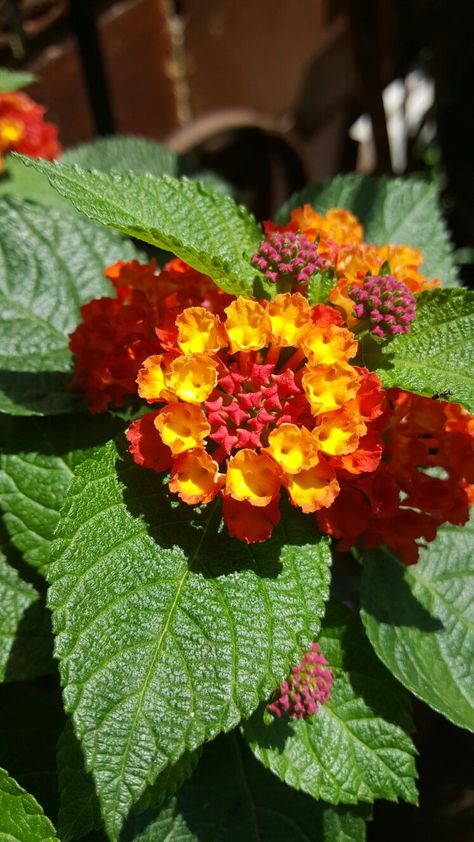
62;136;177;177
361;509;474;732
57;719;200;842
24;158;263;296
0;415;122;571
0;196;138;415
47;440;331;839
123;732;370;842
0;768;58;841
357;288;474;413
243;601;418;806
0;67;36;91
277;174;458;287
0;531;52;680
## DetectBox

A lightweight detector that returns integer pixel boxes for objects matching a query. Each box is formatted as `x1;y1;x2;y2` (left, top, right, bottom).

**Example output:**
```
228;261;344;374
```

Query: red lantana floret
268;642;333;719
0;91;61;171
69;258;233;413
348;274;416;337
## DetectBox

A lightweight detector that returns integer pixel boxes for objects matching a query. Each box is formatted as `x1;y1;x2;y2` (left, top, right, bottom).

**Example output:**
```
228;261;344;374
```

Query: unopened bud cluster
268;642;333;719
251;232;324;285
348;274;416;338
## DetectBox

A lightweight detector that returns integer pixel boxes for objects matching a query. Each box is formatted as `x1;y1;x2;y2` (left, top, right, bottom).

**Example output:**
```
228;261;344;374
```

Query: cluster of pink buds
251;232;324;286
268;642;333;719
348;274;416;338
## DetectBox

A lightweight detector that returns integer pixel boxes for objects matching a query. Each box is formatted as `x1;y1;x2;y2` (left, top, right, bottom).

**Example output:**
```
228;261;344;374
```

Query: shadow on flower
115;444;317;578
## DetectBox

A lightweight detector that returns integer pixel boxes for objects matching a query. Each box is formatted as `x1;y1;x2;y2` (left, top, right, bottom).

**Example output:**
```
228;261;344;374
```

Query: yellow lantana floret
286;462;339;513
137;354;174;403
0;119;24;144
266;424;319;475
154;403;210;455
302;362;360;416
303;324;357;365
168;354;218;404
314;409;364;456
176;307;225;355
267;293;311;347
169;448;223;504
226;449;281;506
224;298;271;354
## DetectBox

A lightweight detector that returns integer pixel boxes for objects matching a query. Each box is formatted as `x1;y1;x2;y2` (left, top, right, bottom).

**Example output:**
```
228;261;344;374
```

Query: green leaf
243;601;418;806
0;679;65;823
0;768;58;841
123;732;370;842
57;721;103;842
0;196;139;416
0;415;123;571
57;718;201;842
47;440;331;839
357;288;474;413
277;174;458;287
0;67;36;92
361;508;474;732
62;136;177;178
23;158;263;296
0;531;52;680
0;155;67;207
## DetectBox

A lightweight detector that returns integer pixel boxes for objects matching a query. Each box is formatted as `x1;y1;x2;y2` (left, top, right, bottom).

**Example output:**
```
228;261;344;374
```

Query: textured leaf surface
0;67;36;91
0;680;64;822
0;196;138;415
57;719;200;842
0;768;58;841
48;440;331;839
0;533;52;680
26;159;263;295
57;721;104;842
62;136;177;177
357;288;474;412
361;509;474;732
277;174;458;286
243;601;418;806
0;415;122;571
123;732;369;842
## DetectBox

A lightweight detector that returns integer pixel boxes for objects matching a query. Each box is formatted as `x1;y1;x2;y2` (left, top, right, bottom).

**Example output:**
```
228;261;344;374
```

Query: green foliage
61;136;178;177
57;721;104;841
361;509;474;732
277;174;458;286
24;158;263;296
0;67;36;91
357;288;474;413
0;532;52;680
0;414;123;571
0;196;138;415
0;767;58;841
47;440;331;839
243;601;418;806
0;155;68;207
123;732;370;842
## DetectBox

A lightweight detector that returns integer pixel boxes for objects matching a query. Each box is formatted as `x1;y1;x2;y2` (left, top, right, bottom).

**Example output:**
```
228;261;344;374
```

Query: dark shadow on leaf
361;550;443;631
243;702;296;752
0;369;86;415
0;411;124;457
4;595;54;682
116;442;316;578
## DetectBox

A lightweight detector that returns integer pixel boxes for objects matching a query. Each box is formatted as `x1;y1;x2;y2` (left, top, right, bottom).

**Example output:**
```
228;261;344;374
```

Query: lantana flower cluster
69;202;474;559
0;90;61;171
127;293;386;542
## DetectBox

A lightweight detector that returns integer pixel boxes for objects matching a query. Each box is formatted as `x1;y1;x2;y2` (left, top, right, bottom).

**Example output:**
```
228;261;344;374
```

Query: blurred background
1;2;474;838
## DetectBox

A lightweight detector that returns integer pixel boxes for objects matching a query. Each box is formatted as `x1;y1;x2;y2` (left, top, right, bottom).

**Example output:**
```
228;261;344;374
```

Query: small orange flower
169;448;223;504
154;403;210;455
224;298;271;353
